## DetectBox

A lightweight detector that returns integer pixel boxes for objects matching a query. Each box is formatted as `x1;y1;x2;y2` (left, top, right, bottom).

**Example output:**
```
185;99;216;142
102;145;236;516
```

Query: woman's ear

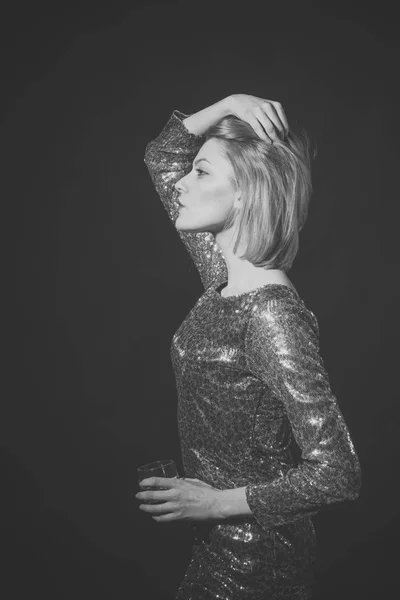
233;192;241;211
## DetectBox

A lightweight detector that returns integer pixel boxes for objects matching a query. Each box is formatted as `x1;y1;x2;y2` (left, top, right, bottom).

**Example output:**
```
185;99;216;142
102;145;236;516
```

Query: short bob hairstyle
204;116;314;272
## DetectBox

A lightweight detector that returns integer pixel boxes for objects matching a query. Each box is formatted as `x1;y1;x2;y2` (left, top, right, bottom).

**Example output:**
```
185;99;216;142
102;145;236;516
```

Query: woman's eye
195;168;206;177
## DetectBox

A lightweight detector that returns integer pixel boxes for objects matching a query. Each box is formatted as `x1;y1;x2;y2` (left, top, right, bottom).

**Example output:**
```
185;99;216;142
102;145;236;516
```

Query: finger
270;101;289;135
246;116;271;143
139;477;177;488
153;512;177;522
257;105;284;141
136;489;174;502
139;501;175;514
261;102;286;137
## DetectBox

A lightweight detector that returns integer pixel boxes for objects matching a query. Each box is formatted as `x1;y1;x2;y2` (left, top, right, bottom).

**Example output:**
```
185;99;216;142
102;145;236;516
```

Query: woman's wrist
182;97;232;137
214;486;253;519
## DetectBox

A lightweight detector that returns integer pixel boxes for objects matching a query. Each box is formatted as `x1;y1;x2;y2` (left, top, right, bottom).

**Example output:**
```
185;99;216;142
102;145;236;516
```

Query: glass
137;459;179;505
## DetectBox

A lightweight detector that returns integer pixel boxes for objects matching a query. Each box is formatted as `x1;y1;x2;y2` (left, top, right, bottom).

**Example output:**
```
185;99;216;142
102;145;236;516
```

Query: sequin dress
144;110;361;600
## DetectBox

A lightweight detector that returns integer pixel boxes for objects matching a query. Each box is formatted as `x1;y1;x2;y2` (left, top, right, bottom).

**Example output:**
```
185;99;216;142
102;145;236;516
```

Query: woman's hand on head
135;477;225;522
227;94;289;143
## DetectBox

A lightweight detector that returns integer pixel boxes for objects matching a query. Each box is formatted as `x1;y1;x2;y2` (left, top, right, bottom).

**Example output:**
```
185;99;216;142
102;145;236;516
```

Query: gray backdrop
3;1;399;598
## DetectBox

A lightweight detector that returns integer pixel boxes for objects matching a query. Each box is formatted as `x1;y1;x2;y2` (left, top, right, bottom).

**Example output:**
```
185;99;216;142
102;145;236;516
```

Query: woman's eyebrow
193;158;211;166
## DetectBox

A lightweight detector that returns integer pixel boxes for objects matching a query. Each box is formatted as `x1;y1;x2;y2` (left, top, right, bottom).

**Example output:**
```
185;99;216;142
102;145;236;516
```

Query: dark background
3;1;399;598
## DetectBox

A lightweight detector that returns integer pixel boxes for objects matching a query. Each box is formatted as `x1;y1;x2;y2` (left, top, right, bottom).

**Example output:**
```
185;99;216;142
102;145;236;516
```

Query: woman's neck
214;227;288;293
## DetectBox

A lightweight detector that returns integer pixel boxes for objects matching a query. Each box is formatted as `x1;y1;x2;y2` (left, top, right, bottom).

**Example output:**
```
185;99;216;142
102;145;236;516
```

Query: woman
136;94;361;599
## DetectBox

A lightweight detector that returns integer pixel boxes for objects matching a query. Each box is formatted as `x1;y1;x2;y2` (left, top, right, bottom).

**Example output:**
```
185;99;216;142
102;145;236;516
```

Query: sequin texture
144;111;361;599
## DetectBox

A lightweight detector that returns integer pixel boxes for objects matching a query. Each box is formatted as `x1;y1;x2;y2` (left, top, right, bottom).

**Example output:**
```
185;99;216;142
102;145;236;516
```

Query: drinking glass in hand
137;459;179;505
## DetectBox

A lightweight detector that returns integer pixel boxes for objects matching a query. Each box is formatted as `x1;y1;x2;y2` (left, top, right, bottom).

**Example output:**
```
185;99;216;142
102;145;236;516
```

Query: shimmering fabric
144;111;361;599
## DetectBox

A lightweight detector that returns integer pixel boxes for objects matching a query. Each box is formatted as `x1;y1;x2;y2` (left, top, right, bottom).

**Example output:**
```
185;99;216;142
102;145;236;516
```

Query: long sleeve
244;292;362;529
143;110;228;290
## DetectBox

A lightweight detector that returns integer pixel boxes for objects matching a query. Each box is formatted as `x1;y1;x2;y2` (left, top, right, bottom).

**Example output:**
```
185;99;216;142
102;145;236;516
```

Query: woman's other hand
227;94;289;143
135;476;225;522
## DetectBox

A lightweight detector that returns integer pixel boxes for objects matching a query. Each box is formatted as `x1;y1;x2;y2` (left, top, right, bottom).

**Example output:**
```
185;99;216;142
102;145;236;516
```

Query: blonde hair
204;116;315;271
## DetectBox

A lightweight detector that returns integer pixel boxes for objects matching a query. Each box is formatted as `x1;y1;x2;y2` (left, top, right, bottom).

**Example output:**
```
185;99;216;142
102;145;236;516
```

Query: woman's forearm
182;97;232;136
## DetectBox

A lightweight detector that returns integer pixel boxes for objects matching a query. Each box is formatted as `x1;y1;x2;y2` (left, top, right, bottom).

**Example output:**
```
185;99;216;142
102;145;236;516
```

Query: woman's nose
175;178;186;193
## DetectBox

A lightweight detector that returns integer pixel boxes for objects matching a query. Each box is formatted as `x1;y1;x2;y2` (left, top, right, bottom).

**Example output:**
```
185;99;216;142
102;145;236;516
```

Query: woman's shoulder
251;281;319;335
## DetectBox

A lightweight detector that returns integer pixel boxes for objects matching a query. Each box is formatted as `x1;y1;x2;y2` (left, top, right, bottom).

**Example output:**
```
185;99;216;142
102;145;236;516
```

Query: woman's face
174;139;239;235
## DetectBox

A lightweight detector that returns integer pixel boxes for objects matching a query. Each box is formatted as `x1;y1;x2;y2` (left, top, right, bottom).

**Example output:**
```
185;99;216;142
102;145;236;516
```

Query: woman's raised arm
144;94;289;289
143;99;231;290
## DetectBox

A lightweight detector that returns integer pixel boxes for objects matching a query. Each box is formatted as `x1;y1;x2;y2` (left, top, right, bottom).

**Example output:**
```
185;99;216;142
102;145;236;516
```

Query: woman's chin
175;217;205;234
175;215;187;230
